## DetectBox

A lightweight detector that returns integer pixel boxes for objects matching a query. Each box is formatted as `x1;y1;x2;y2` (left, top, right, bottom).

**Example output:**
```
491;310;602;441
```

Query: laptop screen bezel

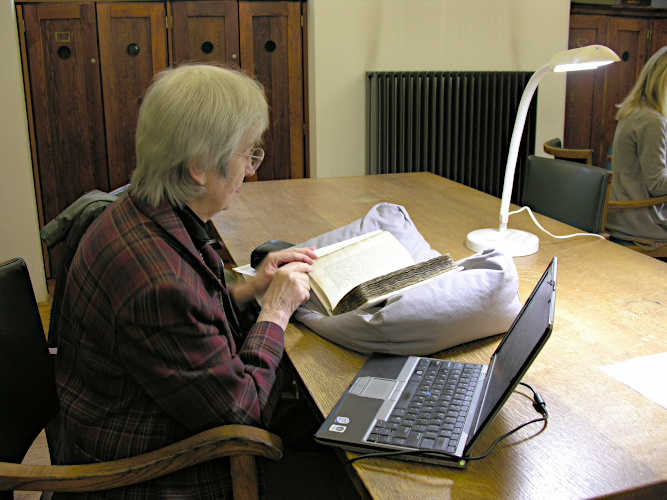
463;257;557;456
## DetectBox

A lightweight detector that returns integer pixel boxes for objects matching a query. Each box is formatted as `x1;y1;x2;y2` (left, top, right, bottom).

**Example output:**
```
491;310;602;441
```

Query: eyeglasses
233;147;265;172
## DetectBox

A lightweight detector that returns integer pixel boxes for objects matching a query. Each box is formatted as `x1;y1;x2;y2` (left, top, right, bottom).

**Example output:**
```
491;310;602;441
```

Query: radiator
367;71;537;202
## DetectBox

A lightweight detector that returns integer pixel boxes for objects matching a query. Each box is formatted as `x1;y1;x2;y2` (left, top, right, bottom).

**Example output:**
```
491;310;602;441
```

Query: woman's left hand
231;247;317;306
253;246;317;293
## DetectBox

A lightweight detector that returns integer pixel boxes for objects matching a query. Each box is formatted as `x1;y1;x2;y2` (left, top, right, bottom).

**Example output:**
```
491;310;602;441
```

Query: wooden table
211;172;667;499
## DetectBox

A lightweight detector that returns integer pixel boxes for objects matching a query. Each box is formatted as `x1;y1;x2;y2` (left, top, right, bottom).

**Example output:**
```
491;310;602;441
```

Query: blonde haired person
606;47;667;244
50;64;355;499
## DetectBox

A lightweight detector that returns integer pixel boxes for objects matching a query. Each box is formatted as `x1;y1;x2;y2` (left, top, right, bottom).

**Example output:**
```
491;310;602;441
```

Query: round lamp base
465;228;539;257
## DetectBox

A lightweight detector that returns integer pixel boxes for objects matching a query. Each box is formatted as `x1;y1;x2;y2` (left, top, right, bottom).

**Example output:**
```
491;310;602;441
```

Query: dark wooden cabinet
565;5;667;167
172;0;240;64
171;1;306;182
238;1;306;181
97;2;169;188
22;3;108;229
16;0;308;285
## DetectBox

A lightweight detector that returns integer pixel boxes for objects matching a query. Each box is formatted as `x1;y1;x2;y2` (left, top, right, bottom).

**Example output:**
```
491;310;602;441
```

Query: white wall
307;0;571;178
1;0;571;299
0;2;48;302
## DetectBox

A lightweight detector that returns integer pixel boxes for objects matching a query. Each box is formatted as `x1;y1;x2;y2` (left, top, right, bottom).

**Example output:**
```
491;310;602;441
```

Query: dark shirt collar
175;205;216;251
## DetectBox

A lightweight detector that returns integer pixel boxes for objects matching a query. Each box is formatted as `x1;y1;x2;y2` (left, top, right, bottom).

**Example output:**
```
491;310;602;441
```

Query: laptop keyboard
366;358;482;454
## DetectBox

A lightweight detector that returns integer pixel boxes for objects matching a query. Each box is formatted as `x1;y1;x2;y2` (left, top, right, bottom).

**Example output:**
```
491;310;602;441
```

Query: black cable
344;381;548;467
520;381;548;417
462;382;548;463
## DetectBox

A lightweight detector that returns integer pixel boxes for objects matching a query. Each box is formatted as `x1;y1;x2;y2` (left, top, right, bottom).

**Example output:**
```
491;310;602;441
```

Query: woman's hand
252;246;317;295
229;247;317;310
257;261;314;329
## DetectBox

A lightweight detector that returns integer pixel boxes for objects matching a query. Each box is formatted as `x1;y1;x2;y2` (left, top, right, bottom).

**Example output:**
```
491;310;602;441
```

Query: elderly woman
50;64;338;498
606;46;667;244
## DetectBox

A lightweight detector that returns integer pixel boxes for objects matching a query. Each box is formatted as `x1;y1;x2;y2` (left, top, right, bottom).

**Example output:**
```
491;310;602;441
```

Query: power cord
343;382;548;467
509;205;606;241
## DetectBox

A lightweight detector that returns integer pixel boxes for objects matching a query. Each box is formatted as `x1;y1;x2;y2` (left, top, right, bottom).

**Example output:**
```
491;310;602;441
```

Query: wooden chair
0;257;282;500
521;155;612;236
543;138;596;166
606;196;667;258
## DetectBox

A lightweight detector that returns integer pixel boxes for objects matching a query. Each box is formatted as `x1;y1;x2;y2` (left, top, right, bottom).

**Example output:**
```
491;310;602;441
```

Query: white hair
131;64;269;207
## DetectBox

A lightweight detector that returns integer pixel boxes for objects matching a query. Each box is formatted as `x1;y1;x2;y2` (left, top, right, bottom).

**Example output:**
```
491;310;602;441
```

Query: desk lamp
465;45;620;257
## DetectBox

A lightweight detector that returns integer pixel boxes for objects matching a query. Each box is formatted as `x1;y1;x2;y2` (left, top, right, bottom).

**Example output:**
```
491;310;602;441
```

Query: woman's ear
187;159;207;187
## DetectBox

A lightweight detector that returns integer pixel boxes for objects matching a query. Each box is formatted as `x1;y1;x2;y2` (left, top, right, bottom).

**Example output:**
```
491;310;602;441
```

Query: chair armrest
543;138;595;165
607;195;667;210
0;424;282;493
543;138;562;153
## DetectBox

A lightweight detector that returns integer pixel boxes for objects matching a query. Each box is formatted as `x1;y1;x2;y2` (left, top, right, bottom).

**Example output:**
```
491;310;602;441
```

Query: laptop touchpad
359;378;396;399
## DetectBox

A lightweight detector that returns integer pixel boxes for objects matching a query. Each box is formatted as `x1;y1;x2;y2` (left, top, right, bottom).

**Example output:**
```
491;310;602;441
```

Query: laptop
315;257;557;467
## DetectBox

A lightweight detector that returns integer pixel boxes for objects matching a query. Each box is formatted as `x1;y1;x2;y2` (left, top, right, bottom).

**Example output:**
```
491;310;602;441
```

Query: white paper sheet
600;352;667;410
233;263;257;277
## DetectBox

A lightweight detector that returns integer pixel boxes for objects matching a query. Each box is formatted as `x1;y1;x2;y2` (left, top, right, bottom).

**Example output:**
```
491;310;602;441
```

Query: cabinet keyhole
57;46;72;60
126;44;140;57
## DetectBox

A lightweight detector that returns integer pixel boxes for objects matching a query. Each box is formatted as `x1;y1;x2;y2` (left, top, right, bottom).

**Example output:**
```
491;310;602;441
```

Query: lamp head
549;44;620;73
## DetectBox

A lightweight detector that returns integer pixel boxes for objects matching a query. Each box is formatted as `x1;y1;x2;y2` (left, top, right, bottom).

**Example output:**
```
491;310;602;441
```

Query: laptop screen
467;258;557;450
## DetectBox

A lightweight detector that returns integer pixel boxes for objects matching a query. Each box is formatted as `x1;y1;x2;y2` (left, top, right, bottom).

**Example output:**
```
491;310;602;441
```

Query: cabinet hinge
647;28;652;40
166;15;172;30
301;15;303;28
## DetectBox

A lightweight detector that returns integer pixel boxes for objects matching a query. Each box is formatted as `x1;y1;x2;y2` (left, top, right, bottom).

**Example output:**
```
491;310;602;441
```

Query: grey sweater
606;106;667;242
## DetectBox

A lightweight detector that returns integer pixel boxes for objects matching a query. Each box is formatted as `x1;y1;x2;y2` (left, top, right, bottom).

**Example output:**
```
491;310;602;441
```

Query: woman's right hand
257;261;313;330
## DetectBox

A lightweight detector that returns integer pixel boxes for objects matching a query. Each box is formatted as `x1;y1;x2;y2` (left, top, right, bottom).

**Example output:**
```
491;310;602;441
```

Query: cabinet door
239;1;305;181
565;15;607;159
23;3;109;223
650;18;667;55
566;15;650;166
172;0;240;65
97;2;168;190
22;3;109;279
603;17;650;159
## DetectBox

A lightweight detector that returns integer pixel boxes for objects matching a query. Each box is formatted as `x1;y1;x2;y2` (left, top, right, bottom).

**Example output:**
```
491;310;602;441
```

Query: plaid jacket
51;191;284;499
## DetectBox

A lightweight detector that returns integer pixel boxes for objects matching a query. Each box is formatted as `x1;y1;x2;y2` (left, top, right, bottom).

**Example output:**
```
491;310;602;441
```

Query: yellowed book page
309;231;414;315
313;230;382;258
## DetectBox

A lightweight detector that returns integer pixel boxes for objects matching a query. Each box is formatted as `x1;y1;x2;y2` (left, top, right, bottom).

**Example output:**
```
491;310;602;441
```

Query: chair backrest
0;258;59;466
543;137;596;167
521;155;612;234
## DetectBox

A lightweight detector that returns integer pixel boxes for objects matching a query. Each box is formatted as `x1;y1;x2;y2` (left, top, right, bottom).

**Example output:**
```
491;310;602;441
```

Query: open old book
310;230;462;315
